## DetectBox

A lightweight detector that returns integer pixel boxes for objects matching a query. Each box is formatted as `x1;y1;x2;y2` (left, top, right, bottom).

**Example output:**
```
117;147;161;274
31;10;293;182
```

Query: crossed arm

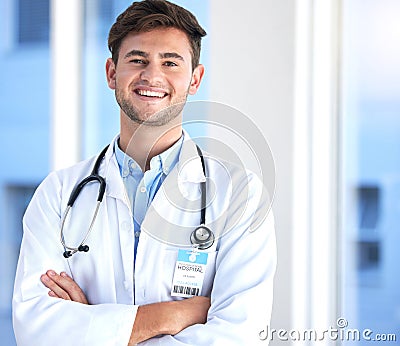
16;170;276;345
40;270;210;345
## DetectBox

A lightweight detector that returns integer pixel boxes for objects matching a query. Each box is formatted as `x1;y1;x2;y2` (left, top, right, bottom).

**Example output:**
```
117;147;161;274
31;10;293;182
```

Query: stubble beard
115;86;189;127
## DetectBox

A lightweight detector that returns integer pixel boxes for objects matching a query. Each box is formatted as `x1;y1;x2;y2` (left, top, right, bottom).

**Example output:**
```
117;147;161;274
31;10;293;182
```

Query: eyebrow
123;50;184;61
124;50;148;59
159;52;185;61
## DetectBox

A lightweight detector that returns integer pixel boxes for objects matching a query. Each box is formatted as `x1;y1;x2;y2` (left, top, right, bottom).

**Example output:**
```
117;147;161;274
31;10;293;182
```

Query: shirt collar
114;133;184;177
99;133;206;202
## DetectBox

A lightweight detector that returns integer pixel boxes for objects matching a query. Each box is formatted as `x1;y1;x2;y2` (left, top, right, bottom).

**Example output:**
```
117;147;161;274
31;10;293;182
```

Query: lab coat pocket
159;248;218;300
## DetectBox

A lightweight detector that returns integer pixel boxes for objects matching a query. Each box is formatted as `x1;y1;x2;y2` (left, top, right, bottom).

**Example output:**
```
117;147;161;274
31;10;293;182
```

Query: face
106;27;204;126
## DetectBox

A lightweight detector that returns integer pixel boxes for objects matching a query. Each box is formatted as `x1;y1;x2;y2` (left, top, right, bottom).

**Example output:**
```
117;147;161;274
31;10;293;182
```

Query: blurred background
0;0;399;344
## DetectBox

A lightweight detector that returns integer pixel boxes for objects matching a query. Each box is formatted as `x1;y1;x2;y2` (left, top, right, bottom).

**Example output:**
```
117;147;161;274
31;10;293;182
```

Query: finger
48;290;59;298
41;270;89;304
46;270;88;304
40;273;71;301
59;272;89;304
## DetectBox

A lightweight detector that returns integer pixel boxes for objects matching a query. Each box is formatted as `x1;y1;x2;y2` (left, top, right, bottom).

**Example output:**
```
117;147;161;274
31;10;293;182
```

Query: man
13;1;276;345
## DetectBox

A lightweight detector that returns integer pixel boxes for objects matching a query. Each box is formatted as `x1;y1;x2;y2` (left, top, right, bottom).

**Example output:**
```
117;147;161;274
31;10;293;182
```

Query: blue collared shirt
114;135;183;261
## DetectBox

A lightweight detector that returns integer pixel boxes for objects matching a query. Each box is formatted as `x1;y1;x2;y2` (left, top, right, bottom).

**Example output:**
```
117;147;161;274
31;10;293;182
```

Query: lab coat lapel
96;137;135;301
140;137;206;248
99;137;128;203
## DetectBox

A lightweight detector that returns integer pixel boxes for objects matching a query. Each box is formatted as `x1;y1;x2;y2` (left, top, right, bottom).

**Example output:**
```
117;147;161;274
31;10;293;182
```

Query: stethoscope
60;144;214;258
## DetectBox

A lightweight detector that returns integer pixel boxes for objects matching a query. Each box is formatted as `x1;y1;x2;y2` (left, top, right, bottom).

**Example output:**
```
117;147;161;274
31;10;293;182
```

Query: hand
41;271;210;344
129;296;211;344
169;296;211;335
40;270;88;304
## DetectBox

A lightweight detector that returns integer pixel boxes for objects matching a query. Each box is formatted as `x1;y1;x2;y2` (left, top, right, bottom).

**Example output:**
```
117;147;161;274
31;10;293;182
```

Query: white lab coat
13;134;276;346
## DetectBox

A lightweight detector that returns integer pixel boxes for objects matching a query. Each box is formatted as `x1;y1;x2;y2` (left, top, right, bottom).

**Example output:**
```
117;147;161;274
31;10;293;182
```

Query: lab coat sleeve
12;171;136;346
143;172;277;345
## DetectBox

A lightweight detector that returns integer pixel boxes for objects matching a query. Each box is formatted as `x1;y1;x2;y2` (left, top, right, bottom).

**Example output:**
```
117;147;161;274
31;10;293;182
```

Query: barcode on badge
173;285;200;296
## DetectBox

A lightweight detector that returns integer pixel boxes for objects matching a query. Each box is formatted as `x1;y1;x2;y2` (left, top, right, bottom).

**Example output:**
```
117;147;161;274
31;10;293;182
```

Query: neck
119;114;183;171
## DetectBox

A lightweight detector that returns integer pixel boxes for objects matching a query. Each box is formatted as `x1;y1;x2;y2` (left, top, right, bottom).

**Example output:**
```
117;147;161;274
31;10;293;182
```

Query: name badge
171;249;208;298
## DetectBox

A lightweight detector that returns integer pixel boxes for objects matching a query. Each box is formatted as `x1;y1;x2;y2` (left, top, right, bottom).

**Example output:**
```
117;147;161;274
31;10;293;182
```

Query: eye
163;61;178;67
129;59;146;64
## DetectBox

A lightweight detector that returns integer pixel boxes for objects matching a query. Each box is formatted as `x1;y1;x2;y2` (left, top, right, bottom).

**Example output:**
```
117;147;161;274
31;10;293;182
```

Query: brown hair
108;0;207;69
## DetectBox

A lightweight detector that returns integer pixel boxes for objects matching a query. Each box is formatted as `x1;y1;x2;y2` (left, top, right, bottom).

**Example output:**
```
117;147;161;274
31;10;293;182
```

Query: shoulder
203;149;273;229
52;155;97;185
37;155;97;194
28;152;105;215
203;149;264;190
46;139;116;190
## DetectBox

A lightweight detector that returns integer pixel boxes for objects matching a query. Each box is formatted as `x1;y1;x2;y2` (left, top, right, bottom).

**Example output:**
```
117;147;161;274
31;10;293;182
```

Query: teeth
137;89;165;98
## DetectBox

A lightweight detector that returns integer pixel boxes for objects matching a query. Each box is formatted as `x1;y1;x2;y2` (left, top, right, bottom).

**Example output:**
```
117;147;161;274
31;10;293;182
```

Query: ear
106;58;117;90
188;64;205;95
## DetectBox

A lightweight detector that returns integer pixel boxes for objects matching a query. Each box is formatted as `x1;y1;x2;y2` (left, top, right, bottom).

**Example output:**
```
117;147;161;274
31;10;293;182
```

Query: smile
135;89;168;98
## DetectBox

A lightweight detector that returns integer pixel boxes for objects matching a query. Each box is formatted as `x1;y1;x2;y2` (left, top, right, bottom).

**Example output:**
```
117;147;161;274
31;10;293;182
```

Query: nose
140;63;163;85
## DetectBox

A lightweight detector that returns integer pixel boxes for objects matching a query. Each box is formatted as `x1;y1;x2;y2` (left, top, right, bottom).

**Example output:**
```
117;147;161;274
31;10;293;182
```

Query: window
357;185;380;230
356;185;381;271
0;184;39;345
0;1;50;344
98;0;114;22
17;0;50;45
340;0;400;338
357;241;380;270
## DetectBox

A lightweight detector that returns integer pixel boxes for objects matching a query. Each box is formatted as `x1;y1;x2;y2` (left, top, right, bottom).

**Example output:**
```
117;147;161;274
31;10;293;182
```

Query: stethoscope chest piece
190;225;214;250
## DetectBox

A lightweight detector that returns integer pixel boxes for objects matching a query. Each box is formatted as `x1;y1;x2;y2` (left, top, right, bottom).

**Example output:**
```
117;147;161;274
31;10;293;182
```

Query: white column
292;0;313;340
292;0;341;342
50;0;83;170
209;0;296;339
309;0;340;337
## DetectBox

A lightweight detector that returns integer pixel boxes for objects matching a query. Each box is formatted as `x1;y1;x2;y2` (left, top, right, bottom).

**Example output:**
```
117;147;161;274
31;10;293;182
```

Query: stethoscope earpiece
78;245;89;252
60;145;109;259
63;250;72;259
62;245;89;258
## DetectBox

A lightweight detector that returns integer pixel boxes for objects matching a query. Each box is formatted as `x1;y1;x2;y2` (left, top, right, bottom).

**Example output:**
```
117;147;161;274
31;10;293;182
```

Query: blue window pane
357;186;380;230
341;0;400;341
0;0;50;344
18;0;50;44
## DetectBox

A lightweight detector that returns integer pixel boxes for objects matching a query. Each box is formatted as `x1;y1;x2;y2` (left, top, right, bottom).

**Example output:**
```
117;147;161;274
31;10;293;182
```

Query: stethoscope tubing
60;201;101;257
60;143;213;258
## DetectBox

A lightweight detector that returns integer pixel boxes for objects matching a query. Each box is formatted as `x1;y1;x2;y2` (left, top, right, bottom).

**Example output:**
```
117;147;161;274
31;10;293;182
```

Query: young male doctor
13;1;276;345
